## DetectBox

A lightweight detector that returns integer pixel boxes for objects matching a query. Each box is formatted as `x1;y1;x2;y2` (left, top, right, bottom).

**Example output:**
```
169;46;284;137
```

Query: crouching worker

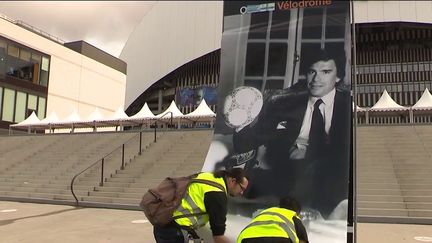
237;197;309;243
153;168;249;243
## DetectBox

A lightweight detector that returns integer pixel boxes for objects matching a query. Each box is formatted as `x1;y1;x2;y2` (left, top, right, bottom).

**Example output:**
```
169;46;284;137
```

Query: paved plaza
0;201;431;243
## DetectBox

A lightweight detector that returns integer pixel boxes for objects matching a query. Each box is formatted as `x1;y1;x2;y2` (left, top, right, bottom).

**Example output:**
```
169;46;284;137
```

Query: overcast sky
0;1;156;57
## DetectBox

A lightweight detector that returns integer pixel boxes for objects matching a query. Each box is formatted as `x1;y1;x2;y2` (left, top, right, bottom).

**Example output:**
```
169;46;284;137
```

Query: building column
158;89;163;113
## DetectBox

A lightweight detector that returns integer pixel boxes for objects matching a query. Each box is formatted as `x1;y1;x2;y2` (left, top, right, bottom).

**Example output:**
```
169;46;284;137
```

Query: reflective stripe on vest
173;172;227;229
237;207;300;243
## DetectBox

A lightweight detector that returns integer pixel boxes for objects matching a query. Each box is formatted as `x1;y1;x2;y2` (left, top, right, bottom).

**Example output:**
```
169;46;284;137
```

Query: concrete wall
353;1;432;24
0;17;126;120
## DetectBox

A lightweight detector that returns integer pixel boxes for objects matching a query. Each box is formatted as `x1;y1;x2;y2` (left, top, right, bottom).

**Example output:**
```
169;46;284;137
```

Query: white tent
59;109;82;123
10;111;40;127
131;102;155;119
185;99;216;118
40;111;60;124
85;107;104;122
412;88;432;110
110;106;130;120
155;100;184;118
370;90;407;111
9;111;41;133
356;105;367;112
352;101;367;112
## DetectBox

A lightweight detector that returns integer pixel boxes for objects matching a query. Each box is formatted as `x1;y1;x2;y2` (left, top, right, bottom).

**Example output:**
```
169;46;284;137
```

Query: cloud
0;1;156;57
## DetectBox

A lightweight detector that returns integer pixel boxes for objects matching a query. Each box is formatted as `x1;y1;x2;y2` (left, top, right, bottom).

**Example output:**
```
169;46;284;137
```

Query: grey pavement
1;201;431;243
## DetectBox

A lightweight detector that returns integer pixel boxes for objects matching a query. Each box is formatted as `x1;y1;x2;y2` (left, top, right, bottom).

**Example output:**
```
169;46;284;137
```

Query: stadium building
121;1;432;126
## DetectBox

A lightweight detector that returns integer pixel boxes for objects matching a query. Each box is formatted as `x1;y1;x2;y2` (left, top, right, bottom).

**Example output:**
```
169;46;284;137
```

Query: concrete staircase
0;129;213;210
3;124;432;224
75;130;213;208
357;125;432;224
0;131;150;203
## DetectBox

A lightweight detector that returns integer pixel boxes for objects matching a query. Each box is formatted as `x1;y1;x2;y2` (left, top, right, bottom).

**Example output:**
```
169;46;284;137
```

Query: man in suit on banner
226;48;351;219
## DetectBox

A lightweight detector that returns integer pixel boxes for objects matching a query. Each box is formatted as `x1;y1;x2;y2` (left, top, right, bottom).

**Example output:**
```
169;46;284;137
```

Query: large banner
203;1;351;242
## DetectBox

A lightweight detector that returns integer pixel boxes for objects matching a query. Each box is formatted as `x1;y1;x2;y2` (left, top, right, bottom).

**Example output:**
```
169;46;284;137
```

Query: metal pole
139;132;142;155
170;112;173;128
154;121;157;143
351;2;358;243
100;158;104;186
121;144;125;169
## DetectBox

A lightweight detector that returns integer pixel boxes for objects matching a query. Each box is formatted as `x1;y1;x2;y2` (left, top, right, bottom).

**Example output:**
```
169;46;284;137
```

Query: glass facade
0;88;47;124
0;36;49;127
0;36;50;86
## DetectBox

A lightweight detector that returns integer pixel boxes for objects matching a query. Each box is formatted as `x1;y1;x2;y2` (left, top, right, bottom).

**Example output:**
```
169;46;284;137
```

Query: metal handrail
70;131;144;205
0;14;65;44
70;112;174;206
153;112;173;142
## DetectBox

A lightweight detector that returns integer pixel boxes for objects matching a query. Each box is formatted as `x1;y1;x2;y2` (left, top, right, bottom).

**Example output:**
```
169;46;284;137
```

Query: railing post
139;132;142;155
170;112;173;128
121;144;125;170
154;121;157;143
100;158;104;186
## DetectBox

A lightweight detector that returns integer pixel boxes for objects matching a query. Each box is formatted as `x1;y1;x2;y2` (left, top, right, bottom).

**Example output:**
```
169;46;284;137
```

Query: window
0;39;6;49
7;44;19;58
270;10;290;39
14;91;26;123
249;12;269;39
267;43;287;76
241;4;348;91
37;96;46;119
31;53;41;84
265;79;284;90
40;56;49;86
245;43;265;76
1;38;48;84
2;88;15;122
0;87;2;118
27;94;37;117
302;8;324;39
0;40;6;78
19;50;31;61
28;94;37;111
325;6;346;39
244;79;263;90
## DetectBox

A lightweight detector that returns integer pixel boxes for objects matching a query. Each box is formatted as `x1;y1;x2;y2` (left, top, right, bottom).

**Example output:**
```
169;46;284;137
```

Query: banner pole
350;1;358;243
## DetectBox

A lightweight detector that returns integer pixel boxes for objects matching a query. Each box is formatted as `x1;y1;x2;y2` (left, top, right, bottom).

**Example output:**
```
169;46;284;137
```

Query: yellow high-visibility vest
237;207;300;243
173;172;227;229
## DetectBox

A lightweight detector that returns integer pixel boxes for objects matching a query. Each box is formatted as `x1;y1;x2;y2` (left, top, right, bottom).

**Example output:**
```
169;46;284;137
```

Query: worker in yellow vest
237;197;309;243
153;168;249;243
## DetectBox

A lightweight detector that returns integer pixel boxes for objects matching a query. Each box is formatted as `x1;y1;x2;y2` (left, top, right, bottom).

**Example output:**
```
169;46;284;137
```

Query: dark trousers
153;222;185;243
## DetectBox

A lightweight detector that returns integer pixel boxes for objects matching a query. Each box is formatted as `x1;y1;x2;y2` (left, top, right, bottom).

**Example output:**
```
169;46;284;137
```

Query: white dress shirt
289;88;336;159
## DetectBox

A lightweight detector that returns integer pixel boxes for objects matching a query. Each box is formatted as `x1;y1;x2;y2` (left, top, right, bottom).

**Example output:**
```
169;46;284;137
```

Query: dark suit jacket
233;86;351;218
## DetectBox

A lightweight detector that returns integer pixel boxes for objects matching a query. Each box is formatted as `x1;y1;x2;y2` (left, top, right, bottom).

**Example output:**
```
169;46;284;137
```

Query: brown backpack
139;173;226;226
